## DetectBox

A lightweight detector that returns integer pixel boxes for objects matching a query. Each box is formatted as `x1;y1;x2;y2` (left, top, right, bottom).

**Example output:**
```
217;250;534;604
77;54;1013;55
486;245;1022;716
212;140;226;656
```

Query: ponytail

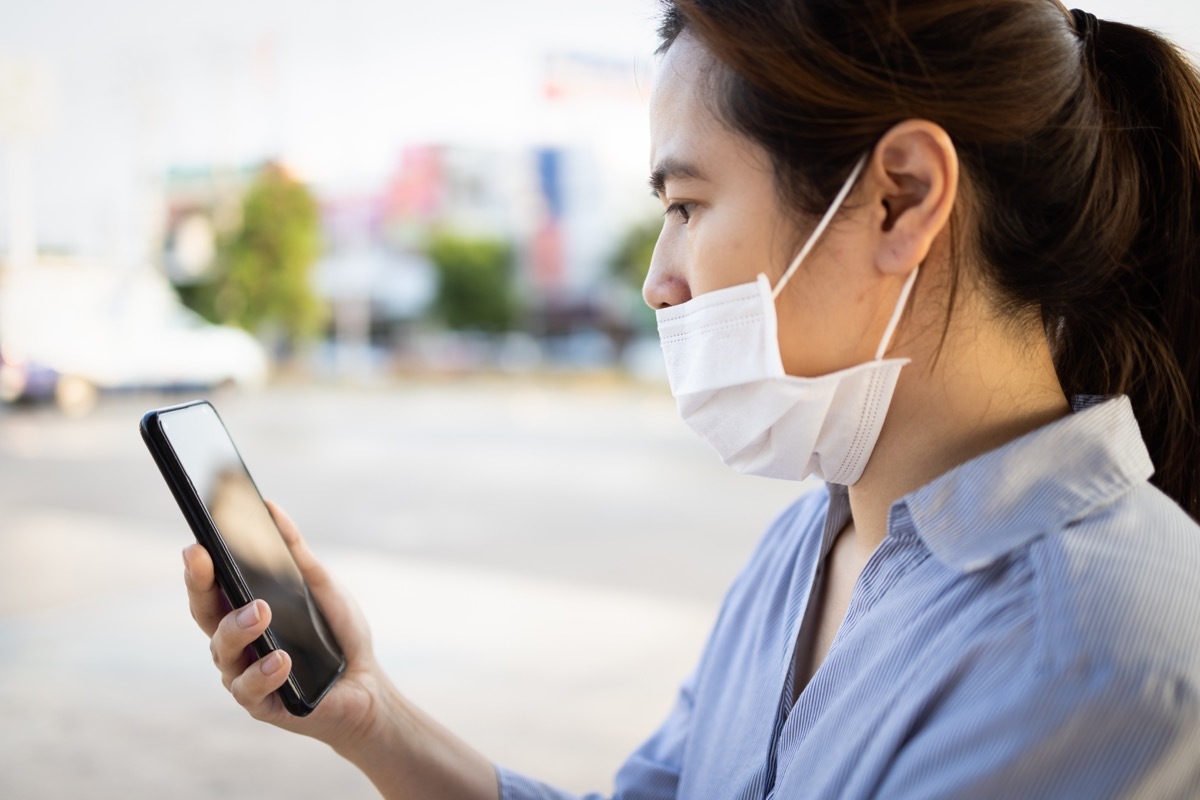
1057;16;1200;520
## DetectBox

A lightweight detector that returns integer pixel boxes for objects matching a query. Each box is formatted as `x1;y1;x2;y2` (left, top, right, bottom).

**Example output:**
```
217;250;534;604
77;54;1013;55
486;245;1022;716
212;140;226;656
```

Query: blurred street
0;377;806;798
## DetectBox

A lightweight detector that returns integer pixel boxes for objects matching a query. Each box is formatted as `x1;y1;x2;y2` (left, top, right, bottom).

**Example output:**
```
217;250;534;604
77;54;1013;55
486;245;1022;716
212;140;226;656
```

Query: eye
665;202;693;224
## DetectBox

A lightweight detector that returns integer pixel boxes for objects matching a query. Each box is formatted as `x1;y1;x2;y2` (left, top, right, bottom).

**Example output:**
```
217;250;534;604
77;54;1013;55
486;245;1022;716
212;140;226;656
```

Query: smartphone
141;399;346;716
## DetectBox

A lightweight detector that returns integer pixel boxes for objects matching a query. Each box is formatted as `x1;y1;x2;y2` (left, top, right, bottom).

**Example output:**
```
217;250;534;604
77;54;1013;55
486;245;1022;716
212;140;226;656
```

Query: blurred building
147;48;657;373
310;51;657;361
160;165;256;285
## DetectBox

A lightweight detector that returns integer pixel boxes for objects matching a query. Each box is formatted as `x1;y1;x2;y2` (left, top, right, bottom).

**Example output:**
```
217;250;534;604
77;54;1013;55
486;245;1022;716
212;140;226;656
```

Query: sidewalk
0;509;714;798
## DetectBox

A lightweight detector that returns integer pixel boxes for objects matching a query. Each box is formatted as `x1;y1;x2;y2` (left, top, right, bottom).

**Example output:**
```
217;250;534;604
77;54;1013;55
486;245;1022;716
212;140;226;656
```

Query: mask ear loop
873;264;919;361
771;154;870;302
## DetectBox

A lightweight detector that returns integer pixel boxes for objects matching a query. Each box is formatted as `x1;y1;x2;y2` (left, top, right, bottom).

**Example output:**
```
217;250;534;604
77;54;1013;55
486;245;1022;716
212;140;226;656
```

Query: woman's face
645;34;896;378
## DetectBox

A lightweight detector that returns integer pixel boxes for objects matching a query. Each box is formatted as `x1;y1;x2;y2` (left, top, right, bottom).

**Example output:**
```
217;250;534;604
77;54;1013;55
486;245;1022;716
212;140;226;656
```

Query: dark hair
659;0;1200;521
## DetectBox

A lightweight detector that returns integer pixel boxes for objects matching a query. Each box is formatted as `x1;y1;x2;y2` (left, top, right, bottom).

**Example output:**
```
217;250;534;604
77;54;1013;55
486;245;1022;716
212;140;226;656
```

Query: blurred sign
533;148;565;290
543;52;641;105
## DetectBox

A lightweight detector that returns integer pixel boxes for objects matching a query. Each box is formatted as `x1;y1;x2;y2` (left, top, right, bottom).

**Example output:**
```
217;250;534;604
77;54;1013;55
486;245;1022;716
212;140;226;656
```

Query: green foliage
181;164;325;345
609;217;662;290
606;217;663;333
427;232;518;333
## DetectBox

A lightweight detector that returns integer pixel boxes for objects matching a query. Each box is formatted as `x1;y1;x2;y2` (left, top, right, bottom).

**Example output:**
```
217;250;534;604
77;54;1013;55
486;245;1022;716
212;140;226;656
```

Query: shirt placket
751;494;848;799
766;530;928;797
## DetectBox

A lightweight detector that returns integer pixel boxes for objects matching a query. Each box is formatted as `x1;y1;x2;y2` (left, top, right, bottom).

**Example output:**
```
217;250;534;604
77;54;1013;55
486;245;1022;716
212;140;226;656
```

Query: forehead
649;35;772;181
651;34;713;115
649;35;723;161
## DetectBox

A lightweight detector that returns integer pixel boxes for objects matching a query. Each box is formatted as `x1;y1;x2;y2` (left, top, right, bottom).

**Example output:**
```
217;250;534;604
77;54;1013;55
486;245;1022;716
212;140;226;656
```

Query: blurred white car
62;304;268;392
1;264;269;414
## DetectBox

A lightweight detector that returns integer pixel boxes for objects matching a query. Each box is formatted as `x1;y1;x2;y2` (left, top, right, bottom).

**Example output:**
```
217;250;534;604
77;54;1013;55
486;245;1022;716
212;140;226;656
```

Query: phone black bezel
140;399;345;716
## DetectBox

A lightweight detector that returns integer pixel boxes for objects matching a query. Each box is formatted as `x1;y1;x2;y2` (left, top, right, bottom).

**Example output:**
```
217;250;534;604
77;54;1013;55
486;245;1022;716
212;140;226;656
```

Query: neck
845;289;1071;553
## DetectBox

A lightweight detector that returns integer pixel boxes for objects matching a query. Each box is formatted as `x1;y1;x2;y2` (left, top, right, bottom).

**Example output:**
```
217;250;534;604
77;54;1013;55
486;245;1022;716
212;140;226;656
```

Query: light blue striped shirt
498;396;1200;798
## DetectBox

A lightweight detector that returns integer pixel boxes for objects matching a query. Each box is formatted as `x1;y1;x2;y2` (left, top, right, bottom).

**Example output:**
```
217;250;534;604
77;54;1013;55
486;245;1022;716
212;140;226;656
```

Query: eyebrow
649;158;705;197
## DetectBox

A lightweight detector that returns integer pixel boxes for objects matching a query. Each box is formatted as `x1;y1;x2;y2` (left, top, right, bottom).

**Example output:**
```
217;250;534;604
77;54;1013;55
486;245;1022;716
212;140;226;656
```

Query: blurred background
0;0;668;406
0;0;1196;797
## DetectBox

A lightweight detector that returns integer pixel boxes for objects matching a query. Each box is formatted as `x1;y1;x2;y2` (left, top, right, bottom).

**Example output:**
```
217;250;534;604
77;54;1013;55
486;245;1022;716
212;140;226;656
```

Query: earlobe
870;121;958;276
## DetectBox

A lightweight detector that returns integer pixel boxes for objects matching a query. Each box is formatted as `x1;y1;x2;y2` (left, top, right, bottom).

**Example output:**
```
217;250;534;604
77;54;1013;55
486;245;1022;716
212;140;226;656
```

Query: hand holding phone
154;402;513;798
142;400;346;716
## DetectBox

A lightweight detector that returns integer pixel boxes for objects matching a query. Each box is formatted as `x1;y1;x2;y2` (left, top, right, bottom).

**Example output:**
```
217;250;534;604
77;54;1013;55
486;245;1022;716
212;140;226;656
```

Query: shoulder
881;488;1200;796
1032;482;1200;674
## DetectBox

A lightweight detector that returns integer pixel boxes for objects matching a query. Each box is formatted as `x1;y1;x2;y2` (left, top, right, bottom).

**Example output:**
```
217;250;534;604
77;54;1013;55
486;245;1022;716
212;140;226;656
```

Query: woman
183;1;1200;796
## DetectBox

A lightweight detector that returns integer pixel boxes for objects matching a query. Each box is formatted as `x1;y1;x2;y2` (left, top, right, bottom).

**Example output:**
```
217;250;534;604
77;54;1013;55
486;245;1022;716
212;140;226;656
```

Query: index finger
182;543;227;637
266;501;333;593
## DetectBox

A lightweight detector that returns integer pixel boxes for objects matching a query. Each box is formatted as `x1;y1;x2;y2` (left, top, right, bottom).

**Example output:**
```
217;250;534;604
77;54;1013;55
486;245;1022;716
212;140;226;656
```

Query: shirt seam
1030;538;1052;675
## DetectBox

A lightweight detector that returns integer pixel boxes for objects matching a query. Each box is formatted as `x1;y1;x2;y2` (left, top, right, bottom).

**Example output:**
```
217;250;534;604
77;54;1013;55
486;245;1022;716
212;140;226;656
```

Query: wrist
334;675;498;800
331;668;408;767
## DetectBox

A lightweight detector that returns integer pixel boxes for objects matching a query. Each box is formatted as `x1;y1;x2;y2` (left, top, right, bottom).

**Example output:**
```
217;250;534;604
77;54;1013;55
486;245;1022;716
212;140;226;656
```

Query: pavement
0;377;808;798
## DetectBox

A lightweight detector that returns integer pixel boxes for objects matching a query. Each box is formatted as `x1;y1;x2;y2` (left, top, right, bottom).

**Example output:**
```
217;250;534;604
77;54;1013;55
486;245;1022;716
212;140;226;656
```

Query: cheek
687;211;779;296
774;248;882;376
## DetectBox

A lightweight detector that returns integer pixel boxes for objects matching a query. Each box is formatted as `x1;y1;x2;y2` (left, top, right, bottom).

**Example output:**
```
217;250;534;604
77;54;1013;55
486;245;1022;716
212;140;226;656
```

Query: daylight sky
0;0;661;260
0;0;1196;262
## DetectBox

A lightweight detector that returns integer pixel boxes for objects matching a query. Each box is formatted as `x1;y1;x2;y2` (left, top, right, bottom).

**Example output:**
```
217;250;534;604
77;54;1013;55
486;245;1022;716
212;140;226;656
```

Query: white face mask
656;155;918;485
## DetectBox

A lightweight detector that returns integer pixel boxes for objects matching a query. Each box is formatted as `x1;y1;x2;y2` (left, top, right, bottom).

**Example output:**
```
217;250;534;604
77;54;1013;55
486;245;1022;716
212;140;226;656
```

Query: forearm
335;678;499;800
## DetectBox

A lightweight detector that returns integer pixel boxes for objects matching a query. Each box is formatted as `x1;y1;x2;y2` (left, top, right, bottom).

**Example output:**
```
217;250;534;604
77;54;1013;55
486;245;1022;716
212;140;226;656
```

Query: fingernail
236;601;260;628
261;651;284;674
181;549;192;577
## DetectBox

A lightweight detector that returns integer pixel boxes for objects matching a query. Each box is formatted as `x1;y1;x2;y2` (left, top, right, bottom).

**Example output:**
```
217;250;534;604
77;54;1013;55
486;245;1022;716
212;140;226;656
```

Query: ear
863;120;958;276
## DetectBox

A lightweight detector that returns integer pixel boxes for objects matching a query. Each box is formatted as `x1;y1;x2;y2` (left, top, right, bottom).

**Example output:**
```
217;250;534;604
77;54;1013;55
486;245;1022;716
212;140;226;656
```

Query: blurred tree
427;232;518;333
609;217;661;291
180;163;325;347
608;217;662;335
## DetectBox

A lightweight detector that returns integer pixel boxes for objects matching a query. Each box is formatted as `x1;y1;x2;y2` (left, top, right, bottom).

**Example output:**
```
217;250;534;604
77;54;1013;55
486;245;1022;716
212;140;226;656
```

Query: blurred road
0;377;808;798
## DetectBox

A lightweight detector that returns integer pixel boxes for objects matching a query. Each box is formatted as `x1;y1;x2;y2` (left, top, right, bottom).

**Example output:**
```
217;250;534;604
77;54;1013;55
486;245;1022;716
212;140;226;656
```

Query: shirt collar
893;395;1153;573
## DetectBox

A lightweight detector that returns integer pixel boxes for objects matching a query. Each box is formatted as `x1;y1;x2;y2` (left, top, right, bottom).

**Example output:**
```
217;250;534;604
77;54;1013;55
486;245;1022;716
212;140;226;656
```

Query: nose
642;229;692;310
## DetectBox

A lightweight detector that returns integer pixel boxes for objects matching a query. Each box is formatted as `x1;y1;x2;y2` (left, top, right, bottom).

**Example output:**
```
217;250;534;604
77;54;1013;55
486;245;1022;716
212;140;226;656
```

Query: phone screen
154;402;343;706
